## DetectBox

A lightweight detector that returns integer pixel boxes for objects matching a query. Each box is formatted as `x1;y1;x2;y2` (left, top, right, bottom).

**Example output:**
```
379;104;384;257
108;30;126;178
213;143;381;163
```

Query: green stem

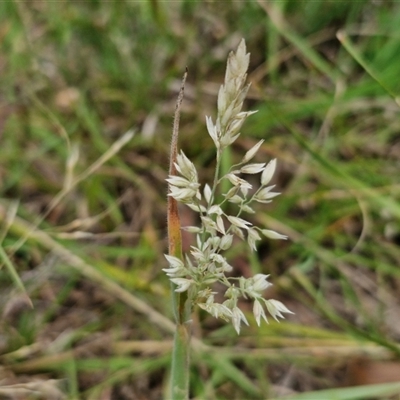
169;276;191;399
170;321;191;399
211;147;223;204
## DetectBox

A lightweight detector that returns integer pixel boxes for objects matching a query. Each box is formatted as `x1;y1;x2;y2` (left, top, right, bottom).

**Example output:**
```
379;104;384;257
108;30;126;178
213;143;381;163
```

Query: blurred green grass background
1;1;400;399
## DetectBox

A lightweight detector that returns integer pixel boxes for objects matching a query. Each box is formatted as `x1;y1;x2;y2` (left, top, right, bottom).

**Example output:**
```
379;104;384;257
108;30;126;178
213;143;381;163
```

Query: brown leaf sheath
168;68;187;259
168;69;189;324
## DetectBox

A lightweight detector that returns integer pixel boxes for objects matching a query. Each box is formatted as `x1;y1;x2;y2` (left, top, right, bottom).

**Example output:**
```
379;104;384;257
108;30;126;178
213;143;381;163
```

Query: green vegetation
1;1;400;399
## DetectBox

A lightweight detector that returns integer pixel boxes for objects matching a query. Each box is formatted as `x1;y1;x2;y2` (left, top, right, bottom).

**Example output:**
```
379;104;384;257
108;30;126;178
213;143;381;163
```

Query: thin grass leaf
281;381;400;400
0;246;32;308
337;30;400;106
204;355;262;398
258;1;338;82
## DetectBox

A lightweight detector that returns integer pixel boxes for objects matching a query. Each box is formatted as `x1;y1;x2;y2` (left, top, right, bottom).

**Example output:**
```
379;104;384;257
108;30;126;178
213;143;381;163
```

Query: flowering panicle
165;39;292;334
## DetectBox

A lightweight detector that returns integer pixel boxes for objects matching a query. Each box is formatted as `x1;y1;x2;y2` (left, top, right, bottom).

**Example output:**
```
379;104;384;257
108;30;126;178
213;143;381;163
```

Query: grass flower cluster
165;40;292;335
